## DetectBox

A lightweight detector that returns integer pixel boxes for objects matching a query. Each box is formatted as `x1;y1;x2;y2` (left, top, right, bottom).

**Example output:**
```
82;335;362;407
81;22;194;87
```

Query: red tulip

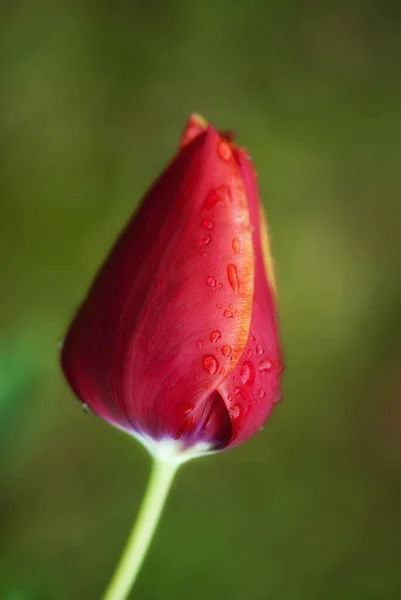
61;114;283;458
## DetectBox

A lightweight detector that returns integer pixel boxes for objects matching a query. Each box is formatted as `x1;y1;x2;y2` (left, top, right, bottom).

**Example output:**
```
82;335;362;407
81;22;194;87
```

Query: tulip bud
61;114;283;460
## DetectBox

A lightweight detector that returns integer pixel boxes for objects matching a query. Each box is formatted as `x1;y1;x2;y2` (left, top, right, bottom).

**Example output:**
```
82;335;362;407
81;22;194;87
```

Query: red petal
179;114;208;150
62;124;255;449
217;149;283;448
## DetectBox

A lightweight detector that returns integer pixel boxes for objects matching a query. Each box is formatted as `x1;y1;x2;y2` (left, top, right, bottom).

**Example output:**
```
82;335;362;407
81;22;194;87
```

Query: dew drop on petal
218;282;223;289
256;345;264;356
227;264;240;293
222;345;232;357
234;387;241;395
197;340;203;348
247;349;252;358
201;219;214;230
216;303;222;309
240;361;256;386
258;359;275;372
199;251;208;258
210;330;222;343
257;388;266;399
206;276;216;287
200;235;211;246
232;237;241;254
219;366;226;375
228;394;233;402
231;404;241;419
218;140;232;161
202;355;219;375
204;184;232;209
223;310;234;318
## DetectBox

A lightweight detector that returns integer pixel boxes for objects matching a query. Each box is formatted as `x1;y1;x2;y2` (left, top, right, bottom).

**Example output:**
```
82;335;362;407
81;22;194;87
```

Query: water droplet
251;333;256;342
232;375;237;383
200;235;211;245
199;251;208;258
247;349;252;358
216;303;222;309
258;359;275;372
204;184;232;209
218;140;232;161
232;237;241;254
206;276;216;287
219;366;226;375
214;268;220;274
82;403;91;413
228;394;233;402
240;361;256;386
207;291;212;298
257;388;266;399
218;282;223;289
57;338;64;350
234;387;241;395
223;310;234;318
201;219;214;230
231;404;241;419
227;263;240;293
222;345;232;357
197;340;203;348
202;355;219;375
210;330;222;343
229;303;233;309
256;345;264;356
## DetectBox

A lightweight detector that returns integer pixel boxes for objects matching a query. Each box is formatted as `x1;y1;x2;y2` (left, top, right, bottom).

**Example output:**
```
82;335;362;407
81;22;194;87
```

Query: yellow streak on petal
259;203;278;299
228;178;254;369
191;113;208;129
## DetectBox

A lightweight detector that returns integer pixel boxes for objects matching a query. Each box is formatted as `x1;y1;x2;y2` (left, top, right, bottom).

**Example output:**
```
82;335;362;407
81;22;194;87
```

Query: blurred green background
1;0;401;598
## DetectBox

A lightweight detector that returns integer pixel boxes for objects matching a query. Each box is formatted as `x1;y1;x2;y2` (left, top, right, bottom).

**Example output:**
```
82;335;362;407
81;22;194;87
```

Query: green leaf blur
1;1;400;599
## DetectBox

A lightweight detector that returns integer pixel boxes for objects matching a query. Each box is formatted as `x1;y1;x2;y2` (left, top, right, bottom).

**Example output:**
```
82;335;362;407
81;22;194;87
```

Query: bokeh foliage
1;0;400;598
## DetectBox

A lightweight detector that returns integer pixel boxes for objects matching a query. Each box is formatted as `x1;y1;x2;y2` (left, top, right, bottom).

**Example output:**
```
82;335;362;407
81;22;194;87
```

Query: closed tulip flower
61;114;283;600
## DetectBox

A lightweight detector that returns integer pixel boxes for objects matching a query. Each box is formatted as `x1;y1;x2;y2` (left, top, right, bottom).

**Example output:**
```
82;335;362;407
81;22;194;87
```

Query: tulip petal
62;125;255;449
179;113;208;149
217;149;283;448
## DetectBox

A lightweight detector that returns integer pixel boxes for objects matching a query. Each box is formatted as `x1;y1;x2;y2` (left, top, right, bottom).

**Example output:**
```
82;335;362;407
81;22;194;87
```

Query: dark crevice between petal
180;390;232;450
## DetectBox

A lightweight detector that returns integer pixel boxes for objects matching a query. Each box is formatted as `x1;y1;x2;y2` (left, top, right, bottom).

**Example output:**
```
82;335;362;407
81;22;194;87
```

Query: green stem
102;457;179;600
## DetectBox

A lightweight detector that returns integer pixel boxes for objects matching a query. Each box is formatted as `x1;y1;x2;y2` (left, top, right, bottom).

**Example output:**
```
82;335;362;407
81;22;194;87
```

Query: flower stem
102;457;179;600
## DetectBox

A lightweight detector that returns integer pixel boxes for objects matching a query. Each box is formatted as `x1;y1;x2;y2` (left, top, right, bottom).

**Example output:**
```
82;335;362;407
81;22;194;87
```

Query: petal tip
180;113;209;149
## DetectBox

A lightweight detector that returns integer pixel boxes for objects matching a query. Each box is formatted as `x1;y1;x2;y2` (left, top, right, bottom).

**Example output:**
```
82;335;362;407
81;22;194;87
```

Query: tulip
61;114;283;600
